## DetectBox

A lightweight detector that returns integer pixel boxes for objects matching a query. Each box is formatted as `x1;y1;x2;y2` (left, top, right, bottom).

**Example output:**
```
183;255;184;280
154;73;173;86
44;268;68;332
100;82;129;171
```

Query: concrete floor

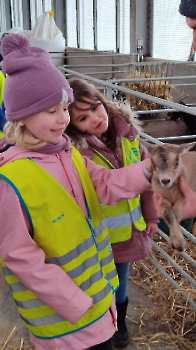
0;265;177;350
141;117;189;141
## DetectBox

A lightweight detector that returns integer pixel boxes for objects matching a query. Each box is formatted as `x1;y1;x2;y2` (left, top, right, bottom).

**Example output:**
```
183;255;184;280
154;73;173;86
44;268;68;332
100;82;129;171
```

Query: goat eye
174;162;179;168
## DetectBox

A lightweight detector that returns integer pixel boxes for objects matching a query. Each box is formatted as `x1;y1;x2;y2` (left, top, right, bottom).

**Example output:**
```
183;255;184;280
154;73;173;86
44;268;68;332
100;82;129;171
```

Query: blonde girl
0;34;155;350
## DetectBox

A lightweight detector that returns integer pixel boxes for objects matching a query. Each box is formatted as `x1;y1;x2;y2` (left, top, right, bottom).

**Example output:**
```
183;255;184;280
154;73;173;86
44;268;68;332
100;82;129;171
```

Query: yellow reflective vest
0;131;4;139
0;147;119;339
0;70;5;108
93;137;146;244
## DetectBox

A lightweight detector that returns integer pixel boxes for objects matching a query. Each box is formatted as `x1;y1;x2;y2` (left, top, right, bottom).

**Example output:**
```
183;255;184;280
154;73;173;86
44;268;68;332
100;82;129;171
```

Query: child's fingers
153;193;164;217
147;229;154;237
146;223;158;237
145;158;153;172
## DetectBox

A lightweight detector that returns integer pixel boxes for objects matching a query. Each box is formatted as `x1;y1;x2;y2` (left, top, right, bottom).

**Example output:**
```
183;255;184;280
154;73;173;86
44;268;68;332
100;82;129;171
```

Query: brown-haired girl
67;78;159;348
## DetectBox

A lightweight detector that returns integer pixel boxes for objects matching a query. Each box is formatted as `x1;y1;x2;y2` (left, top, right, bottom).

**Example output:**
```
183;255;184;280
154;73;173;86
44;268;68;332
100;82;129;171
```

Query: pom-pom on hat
1;33;73;121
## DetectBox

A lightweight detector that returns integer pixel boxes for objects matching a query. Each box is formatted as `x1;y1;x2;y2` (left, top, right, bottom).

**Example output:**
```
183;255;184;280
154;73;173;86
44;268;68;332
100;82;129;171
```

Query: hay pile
130;235;196;350
124;71;172;117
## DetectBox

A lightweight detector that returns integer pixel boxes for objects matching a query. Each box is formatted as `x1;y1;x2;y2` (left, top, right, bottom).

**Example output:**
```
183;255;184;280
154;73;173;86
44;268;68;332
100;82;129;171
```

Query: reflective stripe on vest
0;147;118;339
93;137;146;244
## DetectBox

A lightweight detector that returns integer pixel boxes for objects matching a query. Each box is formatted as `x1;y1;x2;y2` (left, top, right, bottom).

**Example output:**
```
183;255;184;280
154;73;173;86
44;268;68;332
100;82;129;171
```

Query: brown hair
67;78;139;152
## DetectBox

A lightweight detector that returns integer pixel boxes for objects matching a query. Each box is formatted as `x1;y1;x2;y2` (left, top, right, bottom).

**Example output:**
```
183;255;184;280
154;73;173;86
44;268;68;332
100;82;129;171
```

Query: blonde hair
4;120;47;150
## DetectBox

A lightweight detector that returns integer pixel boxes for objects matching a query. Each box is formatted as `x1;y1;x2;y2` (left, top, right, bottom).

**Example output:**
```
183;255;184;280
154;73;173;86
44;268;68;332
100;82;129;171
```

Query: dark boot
111;297;130;348
88;338;113;350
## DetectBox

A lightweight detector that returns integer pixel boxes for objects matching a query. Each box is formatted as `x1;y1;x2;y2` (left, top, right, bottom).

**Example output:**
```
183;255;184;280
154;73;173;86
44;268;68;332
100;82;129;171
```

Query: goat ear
139;138;154;153
179;142;196;154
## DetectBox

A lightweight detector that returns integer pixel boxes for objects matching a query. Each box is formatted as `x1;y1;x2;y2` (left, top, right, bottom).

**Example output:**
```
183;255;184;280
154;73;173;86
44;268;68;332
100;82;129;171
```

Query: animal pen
1;49;196;350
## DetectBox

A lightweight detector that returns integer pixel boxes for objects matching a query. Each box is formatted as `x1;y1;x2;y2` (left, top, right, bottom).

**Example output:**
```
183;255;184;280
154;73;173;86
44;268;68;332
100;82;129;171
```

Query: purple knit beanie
1;33;73;121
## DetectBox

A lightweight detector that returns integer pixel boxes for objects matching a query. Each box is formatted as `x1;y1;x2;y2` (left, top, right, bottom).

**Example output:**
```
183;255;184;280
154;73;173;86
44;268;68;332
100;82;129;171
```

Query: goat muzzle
160;179;170;187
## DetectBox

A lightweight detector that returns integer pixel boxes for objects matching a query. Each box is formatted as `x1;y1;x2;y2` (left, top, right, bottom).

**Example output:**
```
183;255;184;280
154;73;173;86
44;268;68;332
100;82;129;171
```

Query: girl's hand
153;192;164;217
145;158;153;172
146;223;158;237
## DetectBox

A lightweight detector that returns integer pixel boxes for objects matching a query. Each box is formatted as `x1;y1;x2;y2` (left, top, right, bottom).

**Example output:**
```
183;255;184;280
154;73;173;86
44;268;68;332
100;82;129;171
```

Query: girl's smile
95;121;104;129
50;128;66;134
23;102;70;144
70;100;108;138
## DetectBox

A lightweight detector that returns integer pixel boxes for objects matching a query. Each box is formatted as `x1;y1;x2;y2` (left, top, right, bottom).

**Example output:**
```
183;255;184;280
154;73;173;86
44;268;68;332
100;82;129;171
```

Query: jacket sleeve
0;181;92;325
84;156;152;205
139;142;159;223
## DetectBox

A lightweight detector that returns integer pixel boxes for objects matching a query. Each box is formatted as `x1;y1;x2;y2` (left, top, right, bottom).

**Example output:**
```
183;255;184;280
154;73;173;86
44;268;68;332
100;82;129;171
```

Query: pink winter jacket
80;115;159;263
0;136;6;149
0;144;153;350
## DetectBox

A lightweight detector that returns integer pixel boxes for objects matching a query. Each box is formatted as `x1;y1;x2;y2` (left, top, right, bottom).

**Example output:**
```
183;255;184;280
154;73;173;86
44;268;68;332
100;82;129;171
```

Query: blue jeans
115;262;131;304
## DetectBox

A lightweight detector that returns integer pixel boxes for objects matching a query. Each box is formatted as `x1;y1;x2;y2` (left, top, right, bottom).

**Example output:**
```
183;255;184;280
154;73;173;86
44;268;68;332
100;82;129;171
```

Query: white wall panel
153;0;193;61
10;0;23;28
0;0;7;33
97;0;116;51
66;0;77;47
43;0;53;12
120;0;130;53
30;0;43;29
79;0;94;50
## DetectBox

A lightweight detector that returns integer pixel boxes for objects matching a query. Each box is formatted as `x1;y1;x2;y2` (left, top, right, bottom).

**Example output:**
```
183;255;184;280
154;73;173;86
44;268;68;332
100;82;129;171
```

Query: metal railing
58;66;196;116
51;53;139;59
103;75;196;82
60;66;196;142
65;70;126;76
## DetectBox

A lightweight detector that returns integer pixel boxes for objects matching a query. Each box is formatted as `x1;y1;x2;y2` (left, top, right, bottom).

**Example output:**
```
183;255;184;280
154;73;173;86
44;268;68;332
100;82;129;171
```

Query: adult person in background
179;0;196;50
154;0;196;220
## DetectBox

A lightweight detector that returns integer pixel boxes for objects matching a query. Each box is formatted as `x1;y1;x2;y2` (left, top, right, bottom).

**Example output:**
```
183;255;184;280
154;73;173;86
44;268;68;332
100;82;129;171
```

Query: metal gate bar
150;258;196;310
58;67;196;116
149;238;196;289
158;228;196;269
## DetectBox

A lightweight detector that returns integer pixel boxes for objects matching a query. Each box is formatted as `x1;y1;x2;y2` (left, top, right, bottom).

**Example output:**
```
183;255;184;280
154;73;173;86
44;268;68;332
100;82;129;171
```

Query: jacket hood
179;0;196;18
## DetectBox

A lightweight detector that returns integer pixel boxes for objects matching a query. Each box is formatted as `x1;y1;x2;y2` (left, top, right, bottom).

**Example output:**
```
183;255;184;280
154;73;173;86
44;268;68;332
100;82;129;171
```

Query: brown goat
142;140;196;251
